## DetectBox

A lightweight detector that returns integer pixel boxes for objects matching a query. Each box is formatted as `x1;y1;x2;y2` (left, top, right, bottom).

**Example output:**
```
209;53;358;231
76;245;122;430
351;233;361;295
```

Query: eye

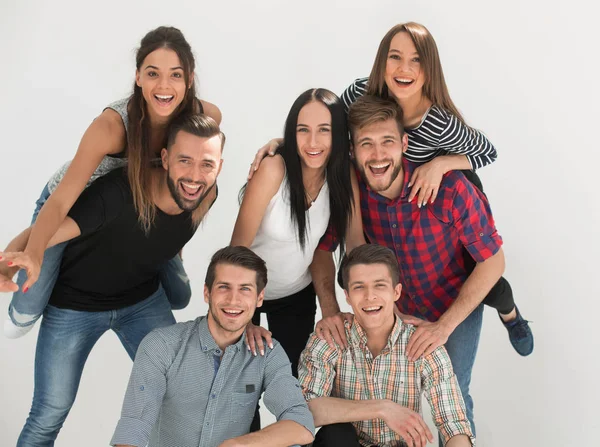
297;128;309;133
180;159;191;164
172;72;183;79
218;284;229;290
319;127;331;133
240;286;251;292
202;162;214;169
383;139;394;145
361;142;372;148
352;285;364;291
412;57;420;63
388;54;400;60
148;71;158;77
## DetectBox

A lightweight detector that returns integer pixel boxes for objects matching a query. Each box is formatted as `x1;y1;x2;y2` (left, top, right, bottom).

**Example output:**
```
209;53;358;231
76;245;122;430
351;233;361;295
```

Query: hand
0;269;18;293
247;138;281;180
0;251;41;293
403;316;451;361
218;439;243;447
381;400;434;447
245;322;273;356
407;159;445;208
315;312;353;349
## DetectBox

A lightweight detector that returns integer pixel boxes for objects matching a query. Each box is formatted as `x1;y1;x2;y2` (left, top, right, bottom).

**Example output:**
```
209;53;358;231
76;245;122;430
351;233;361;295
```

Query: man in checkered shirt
299;244;474;446
312;95;506;439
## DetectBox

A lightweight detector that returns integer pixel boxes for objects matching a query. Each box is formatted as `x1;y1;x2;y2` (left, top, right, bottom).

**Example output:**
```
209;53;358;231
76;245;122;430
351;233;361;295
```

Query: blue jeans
443;303;484;438
8;184;191;327
16;286;175;446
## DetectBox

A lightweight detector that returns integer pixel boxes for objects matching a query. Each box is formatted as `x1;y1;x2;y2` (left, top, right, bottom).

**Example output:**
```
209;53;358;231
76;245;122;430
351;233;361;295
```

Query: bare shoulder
250;154;285;188
200;100;222;125
79;108;126;156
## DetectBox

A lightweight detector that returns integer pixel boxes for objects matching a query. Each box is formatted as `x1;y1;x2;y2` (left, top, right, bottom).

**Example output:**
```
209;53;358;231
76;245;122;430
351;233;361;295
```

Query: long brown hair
366;22;466;124
127;26;200;232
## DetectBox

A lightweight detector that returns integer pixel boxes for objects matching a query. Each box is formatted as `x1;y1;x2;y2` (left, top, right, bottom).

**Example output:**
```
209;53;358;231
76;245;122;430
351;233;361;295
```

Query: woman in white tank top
231;88;356;380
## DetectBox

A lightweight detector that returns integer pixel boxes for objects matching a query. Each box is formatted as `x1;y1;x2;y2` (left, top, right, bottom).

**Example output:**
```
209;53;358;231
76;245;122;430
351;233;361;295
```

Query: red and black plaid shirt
319;159;503;321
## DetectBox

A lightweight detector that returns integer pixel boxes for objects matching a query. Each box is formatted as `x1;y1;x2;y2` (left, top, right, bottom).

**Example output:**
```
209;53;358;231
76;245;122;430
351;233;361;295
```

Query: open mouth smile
368;162;391;176
362;305;383;315
154;94;175;107
179;181;204;200
393;77;415;88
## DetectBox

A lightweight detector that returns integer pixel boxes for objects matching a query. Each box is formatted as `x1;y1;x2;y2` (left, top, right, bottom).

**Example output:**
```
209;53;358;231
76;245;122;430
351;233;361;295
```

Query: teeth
370;163;390;169
155;94;174;99
363;306;382;311
223;309;242;314
307;151;322;155
182;182;200;190
394;78;413;83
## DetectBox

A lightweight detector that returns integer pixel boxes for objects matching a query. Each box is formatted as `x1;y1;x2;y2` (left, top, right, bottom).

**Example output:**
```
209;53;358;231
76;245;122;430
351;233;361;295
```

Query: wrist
376;399;392;420
320;303;340;318
436;315;456;335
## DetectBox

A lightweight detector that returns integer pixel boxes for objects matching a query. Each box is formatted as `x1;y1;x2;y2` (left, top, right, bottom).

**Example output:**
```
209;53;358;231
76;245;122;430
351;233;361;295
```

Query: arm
248;138;283;180
200;99;222;125
406;181;504;359
345;168;366;252
340;77;368;113
230;156;284;246
309;248;339;317
23;109;126;285
218;420;312;447
111;331;172;447
421;346;474;446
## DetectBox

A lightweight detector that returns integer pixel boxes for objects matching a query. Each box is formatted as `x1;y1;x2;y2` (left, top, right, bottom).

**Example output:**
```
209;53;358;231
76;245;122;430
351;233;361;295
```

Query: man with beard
0;114;224;445
312;95;506;437
112;246;315;447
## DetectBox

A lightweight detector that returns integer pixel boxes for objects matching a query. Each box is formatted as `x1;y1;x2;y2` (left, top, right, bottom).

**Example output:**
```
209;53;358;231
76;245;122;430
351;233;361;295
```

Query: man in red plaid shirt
311;95;506;438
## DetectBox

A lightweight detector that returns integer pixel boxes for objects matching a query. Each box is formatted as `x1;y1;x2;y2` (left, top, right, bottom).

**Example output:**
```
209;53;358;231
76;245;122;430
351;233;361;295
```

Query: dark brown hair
166;114;225;151
127;26;200;232
205;246;268;293
340;244;400;290
347;95;405;140
366;22;466;123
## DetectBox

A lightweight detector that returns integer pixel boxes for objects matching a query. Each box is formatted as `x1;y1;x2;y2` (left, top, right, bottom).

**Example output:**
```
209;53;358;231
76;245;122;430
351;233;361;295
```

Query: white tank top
250;171;330;300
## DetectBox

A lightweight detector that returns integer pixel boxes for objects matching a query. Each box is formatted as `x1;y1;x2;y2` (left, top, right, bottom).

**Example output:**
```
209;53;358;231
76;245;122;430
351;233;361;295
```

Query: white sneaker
4;318;34;339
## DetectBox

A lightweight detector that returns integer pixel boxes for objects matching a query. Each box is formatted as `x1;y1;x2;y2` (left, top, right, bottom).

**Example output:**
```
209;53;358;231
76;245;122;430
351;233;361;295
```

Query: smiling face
352;118;408;199
296;101;333;171
161;130;223;211
345;263;401;332
204;263;264;335
384;32;426;102
135;47;191;120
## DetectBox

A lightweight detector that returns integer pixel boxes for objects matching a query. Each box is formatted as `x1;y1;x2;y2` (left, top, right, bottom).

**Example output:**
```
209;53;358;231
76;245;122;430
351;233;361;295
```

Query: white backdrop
1;1;598;446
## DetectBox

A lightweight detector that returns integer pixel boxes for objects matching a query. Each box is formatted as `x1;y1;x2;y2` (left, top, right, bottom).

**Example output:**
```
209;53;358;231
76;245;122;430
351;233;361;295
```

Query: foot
4;318;35;339
500;306;533;356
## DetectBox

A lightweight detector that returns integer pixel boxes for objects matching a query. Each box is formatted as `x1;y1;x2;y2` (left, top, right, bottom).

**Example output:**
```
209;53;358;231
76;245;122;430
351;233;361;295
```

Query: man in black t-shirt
0;114;225;445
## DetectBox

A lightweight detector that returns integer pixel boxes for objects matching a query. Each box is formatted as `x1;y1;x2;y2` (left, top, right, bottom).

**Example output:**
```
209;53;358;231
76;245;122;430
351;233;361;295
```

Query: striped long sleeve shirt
341;77;497;170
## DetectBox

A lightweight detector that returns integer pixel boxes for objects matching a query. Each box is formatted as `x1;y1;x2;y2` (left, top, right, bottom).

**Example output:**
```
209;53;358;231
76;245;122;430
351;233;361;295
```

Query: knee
314;423;359;447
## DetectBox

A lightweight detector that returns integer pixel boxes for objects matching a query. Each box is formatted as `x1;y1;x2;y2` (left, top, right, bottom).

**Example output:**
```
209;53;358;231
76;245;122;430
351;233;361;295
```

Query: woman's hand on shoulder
248;138;283;180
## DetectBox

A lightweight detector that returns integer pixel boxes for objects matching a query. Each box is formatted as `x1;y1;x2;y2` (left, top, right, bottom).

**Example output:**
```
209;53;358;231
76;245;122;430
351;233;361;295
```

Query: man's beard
357;160;402;193
167;173;215;212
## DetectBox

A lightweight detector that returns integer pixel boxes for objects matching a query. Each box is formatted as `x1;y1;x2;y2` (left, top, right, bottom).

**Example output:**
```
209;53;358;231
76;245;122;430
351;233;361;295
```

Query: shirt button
206;422;209;426
203;347;208;351
215;349;221;354
479;232;484;236
211;393;216;399
139;386;144;391
392;224;397;228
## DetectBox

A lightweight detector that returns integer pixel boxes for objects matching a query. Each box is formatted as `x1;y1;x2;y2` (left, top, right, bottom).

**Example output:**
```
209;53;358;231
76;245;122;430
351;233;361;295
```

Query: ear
344;289;351;306
188;72;195;90
161;148;169;170
204;284;210;304
401;133;409;154
135;70;141;88
216;159;224;177
256;289;265;309
393;283;402;303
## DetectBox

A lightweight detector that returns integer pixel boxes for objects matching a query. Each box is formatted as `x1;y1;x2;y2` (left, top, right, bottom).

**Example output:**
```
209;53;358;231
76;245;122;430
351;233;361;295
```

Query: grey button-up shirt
111;316;315;447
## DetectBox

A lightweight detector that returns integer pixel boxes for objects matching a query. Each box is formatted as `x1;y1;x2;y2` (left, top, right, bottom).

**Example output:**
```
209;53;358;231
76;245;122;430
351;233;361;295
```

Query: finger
246;330;257;356
333;319;349;348
330;324;347;349
320;326;336;348
406;427;422;447
422;340;442;359
254;332;265;356
417;185;429;208
261;328;274;349
408;170;418;188
401;316;423;326
0;278;18;293
420;188;433;208
342;313;354;324
410;335;432;361
419;416;434;442
407;182;421;202
406;329;427;359
430;186;439;204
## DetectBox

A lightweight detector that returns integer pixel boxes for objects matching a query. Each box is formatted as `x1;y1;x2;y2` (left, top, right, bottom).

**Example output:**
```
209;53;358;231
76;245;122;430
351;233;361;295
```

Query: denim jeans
443;303;484;438
16;286;175;446
8;184;191;328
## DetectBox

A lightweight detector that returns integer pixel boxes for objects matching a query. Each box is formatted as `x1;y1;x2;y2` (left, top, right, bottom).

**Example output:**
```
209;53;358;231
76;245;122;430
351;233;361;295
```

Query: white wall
0;1;597;446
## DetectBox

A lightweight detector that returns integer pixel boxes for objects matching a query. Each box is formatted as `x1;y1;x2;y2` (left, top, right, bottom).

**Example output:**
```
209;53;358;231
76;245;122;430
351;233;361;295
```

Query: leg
313;423;361;447
265;284;317;377
112;287;175;360
6;184;65;338
159;254;192;311
443;303;483;438
483;277;534;356
17;305;108;446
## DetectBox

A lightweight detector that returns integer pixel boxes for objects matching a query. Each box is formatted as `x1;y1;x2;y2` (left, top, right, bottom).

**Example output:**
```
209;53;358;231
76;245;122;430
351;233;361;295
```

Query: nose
371;143;386;160
309;131;318;148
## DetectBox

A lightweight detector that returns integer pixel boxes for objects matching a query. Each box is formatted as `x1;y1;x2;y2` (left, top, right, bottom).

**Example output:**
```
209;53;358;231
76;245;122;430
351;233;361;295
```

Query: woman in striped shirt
250;22;533;357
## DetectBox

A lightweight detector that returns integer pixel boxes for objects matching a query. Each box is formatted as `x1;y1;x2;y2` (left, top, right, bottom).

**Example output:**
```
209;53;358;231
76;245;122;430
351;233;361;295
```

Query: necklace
305;179;325;206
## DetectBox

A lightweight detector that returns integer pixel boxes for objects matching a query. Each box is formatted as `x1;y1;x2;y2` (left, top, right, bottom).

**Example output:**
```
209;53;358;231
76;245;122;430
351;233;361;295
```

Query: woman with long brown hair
3;26;221;338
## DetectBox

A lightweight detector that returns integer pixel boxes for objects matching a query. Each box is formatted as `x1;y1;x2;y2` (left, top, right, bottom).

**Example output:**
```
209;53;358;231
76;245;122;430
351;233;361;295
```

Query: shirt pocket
230;391;259;424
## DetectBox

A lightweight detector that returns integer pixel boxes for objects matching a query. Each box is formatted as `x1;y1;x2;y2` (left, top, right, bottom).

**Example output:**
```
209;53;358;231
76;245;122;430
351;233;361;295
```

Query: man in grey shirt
111;246;315;447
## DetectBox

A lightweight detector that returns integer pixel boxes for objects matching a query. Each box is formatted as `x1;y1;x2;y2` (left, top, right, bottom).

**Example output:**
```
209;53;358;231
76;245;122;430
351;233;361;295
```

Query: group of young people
0;22;534;447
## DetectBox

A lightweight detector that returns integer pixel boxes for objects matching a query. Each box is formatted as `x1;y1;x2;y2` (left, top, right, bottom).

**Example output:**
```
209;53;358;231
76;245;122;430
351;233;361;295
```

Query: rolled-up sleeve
262;342;315;437
111;330;173;446
451;180;503;262
421;346;475;446
298;333;339;401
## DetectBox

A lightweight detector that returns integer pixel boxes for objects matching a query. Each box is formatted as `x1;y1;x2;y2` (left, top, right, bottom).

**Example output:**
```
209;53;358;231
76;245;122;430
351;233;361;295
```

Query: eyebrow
388;48;419;56
215;281;255;288
297;123;331;127
144;65;184;71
